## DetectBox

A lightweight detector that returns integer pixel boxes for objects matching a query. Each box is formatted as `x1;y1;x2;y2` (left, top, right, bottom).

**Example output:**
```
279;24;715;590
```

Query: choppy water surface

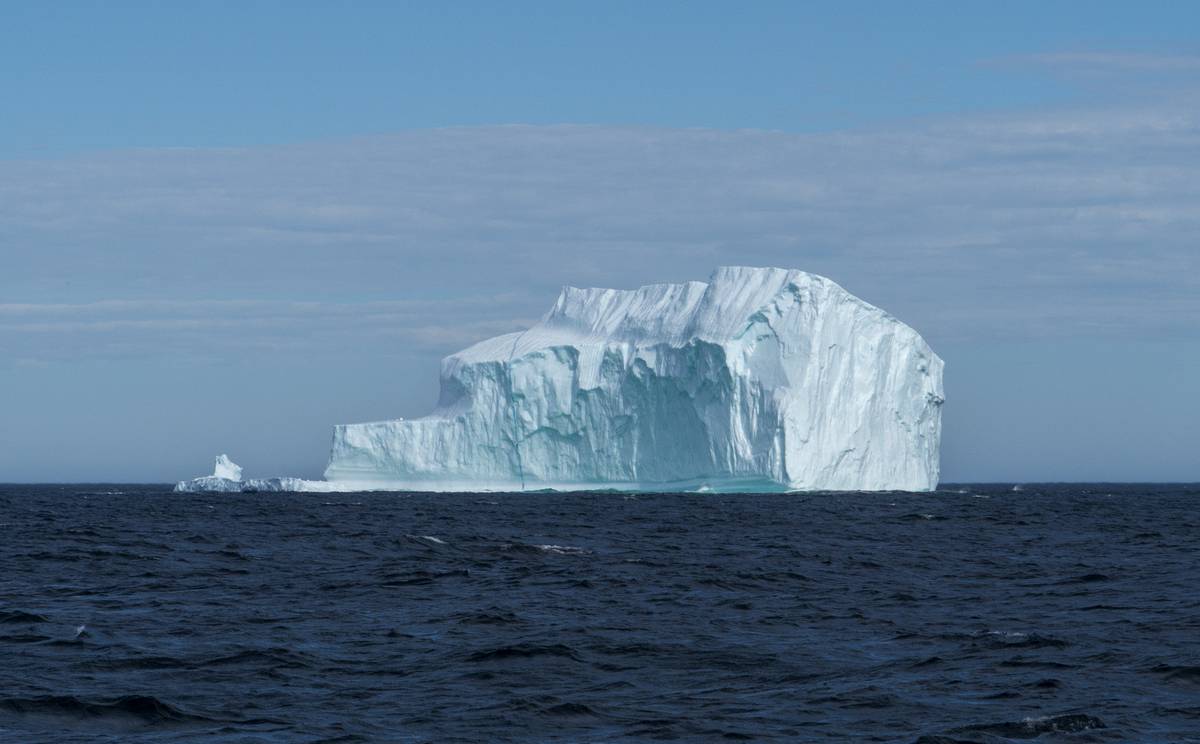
1;484;1198;743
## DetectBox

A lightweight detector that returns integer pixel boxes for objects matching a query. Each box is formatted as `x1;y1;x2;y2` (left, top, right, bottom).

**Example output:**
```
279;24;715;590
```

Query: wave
1;608;50;625
497;542;591;556
402;534;448;547
1058;572;1112;584
536;544;589;555
950;713;1105;738
899;512;946;521
378;568;469;586
975;630;1070;649
453;610;521;626
0;694;291;733
0;694;206;725
0;633;53;644
465;643;581;663
542;701;599;718
1151;664;1200;683
997;657;1073;669
202;647;314;669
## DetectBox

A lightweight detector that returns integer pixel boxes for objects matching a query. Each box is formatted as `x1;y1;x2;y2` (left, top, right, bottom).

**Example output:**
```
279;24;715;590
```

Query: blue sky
6;1;1196;155
2;2;1198;482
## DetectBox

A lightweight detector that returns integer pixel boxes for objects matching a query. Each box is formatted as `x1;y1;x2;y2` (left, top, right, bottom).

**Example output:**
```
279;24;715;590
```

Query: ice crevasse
321;266;944;492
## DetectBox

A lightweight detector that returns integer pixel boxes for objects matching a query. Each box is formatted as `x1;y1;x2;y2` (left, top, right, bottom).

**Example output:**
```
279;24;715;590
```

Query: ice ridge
322;266;944;492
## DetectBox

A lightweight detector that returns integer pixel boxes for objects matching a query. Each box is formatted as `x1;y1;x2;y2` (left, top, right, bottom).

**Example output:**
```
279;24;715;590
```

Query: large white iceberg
323;266;944;492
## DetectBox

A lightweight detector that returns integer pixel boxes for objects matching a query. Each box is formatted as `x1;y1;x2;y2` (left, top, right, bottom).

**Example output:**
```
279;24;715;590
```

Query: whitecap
536;544;590;555
404;534;447;546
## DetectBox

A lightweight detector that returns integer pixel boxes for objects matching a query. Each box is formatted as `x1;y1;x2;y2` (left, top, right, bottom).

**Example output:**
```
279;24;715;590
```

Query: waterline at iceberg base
178;266;943;494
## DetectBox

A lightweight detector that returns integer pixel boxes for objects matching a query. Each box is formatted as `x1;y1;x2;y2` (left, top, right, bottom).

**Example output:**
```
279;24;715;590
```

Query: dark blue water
1;484;1198;743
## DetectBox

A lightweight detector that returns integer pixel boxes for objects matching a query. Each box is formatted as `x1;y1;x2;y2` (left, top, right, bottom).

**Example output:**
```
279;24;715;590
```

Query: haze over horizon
2;2;1198;483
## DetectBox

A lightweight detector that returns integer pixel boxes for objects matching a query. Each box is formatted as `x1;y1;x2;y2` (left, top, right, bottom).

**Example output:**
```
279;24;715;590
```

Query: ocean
0;484;1197;742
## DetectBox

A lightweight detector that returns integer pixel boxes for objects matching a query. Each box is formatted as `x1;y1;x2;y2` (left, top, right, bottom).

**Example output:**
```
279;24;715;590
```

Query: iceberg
323;266;944;492
213;454;242;481
174;455;329;493
174;454;245;493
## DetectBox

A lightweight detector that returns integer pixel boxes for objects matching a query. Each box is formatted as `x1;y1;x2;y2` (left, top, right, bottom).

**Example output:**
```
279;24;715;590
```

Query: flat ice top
453;266;880;365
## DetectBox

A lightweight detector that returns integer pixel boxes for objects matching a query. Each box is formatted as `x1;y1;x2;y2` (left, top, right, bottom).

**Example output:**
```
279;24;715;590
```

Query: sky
1;1;1198;483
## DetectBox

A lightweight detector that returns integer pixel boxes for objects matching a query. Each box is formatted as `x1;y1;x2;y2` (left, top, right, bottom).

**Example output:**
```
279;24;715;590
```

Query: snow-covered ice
175;267;943;493
213;454;242;481
174;455;332;493
322;266;943;492
173;454;245;493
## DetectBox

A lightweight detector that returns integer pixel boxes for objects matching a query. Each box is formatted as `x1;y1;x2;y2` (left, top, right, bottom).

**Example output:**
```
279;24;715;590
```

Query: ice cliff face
325;266;944;492
213;454;242;481
174;454;244;492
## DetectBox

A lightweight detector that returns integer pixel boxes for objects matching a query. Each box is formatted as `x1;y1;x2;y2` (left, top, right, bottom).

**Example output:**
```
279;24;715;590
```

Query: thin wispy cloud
1015;51;1200;73
0;298;537;362
3;88;1198;367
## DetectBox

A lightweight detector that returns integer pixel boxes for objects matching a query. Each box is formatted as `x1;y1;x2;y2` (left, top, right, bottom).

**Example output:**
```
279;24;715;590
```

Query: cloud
0;298;538;363
2;86;1198;367
987;50;1200;96
1013;51;1200;73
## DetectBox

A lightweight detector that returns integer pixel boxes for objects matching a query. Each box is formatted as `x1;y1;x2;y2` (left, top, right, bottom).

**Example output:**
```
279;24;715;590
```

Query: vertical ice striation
325;267;944;492
174;454;245;492
213;454;242;481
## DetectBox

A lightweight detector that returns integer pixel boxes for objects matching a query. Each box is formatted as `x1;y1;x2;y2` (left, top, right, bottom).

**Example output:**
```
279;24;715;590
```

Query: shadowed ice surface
0;484;1197;742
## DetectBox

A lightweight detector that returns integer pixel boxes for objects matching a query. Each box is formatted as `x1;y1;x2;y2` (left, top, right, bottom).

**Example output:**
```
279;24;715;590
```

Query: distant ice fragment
173;458;333;493
173;454;244;492
174;454;333;493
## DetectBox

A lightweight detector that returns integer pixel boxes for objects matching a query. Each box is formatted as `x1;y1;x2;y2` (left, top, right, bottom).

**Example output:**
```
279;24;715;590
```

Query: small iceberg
174;455;335;493
174;454;245;493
